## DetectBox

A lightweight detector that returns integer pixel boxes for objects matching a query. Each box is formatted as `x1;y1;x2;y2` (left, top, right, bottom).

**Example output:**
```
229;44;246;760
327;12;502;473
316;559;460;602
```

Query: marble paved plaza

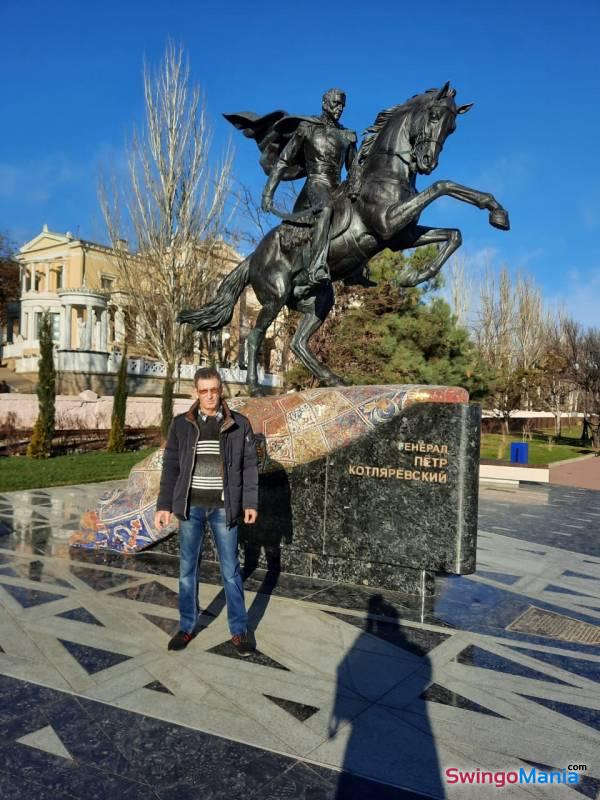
0;481;599;798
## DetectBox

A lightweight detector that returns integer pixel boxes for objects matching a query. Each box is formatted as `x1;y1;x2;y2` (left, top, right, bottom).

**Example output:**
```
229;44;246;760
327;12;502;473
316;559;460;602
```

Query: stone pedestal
71;384;480;597
236;393;479;594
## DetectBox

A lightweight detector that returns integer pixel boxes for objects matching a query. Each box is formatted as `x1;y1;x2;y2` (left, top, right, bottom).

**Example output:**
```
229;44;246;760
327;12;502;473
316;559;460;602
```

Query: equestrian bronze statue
178;83;510;395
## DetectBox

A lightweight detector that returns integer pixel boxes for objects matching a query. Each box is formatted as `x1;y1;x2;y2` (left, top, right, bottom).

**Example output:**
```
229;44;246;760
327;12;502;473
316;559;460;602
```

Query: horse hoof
490;209;510;231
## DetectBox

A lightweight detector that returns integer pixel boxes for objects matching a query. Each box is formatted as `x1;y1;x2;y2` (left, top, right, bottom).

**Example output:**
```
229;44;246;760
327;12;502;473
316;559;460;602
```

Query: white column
59;307;66;348
115;307;125;342
85;305;93;350
45;264;50;292
76;310;85;349
64;306;72;349
100;309;108;351
93;313;101;351
21;266;27;294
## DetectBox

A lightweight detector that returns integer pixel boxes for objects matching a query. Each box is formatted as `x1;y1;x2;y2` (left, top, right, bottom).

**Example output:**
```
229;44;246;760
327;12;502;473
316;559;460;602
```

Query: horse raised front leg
289;285;344;385
384;181;509;236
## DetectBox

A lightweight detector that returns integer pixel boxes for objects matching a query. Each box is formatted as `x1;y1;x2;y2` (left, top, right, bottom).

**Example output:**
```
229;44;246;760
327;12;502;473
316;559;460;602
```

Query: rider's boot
293;261;331;300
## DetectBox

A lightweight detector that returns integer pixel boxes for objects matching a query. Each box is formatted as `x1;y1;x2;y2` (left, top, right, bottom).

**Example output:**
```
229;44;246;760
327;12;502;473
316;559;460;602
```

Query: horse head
360;82;473;178
410;82;473;175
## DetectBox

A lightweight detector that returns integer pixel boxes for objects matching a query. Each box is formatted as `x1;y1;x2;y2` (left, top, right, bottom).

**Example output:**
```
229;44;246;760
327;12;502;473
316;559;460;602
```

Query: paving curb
548;453;597;467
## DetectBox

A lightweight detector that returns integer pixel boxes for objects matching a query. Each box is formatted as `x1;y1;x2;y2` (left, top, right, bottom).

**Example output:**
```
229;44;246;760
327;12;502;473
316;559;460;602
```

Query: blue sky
1;0;599;324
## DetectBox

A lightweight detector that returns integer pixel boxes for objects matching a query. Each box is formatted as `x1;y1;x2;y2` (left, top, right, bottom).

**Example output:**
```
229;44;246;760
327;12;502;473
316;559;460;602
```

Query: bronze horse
178;83;509;394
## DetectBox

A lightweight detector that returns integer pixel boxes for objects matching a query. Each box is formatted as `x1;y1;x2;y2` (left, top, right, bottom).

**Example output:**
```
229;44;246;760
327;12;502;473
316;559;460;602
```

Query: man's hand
261;193;273;214
154;510;172;530
244;509;258;524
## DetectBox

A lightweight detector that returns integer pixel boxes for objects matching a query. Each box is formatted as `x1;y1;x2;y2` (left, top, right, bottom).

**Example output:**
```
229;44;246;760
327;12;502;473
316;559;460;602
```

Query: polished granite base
0;480;599;798
70;386;480;596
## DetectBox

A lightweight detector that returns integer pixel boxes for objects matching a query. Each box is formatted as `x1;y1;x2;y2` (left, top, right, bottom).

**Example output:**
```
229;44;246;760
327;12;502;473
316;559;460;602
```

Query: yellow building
3;226;283;394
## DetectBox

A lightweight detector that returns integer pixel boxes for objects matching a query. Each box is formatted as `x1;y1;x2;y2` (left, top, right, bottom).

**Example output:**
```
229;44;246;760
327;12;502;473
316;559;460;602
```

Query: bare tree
444;254;473;328
0;233;19;328
538;314;575;436
100;43;233;430
474;268;548;434
579;328;600;425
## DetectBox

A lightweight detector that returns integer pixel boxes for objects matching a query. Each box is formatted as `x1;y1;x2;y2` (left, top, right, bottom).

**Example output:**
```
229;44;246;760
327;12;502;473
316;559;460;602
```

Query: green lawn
0;448;157;492
480;428;592;465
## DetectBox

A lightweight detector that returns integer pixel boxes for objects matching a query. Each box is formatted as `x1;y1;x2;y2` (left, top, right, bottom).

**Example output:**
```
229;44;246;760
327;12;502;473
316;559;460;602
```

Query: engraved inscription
348;440;450;484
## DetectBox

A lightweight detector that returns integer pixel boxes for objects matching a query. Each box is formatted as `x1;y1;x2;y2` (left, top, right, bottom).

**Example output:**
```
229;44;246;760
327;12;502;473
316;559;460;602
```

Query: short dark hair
193;366;222;387
323;87;346;105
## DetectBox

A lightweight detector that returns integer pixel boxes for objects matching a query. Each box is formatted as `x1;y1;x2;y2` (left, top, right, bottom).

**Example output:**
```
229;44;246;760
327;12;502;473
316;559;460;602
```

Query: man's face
323;93;345;122
195;377;222;415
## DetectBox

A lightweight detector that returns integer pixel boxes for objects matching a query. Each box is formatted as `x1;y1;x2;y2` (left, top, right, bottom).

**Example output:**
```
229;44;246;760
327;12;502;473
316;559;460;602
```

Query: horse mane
358;89;439;164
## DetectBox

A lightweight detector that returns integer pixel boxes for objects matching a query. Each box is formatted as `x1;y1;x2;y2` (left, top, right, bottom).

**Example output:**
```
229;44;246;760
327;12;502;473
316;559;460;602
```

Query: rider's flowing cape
223;110;330;182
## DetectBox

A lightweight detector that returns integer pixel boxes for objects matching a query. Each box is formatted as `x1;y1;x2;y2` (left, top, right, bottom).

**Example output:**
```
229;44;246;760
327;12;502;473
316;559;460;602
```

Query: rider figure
262;88;359;295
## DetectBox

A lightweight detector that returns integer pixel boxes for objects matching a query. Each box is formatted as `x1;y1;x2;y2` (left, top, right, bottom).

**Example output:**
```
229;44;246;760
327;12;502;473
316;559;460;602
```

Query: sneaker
231;631;255;657
168;630;194;651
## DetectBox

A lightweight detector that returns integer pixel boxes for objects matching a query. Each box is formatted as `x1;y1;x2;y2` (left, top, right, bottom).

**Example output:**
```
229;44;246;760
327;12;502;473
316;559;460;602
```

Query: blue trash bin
510;442;529;464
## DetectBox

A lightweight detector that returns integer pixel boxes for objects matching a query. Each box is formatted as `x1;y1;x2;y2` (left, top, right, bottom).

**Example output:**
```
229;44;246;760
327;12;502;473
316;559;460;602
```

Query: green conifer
107;346;128;453
27;312;56;458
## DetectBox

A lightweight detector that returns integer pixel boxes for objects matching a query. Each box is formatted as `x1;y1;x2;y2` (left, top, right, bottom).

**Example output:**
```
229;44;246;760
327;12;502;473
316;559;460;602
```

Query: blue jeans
178;506;248;636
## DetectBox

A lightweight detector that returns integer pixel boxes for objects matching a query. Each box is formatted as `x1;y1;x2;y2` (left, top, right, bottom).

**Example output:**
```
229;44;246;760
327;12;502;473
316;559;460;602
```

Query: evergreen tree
107;347;128;453
286;248;492;397
27;312;56;458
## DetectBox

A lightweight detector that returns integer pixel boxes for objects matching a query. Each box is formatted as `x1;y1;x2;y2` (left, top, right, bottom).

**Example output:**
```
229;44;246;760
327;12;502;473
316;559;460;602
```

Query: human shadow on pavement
329;594;444;799
239;459;292;632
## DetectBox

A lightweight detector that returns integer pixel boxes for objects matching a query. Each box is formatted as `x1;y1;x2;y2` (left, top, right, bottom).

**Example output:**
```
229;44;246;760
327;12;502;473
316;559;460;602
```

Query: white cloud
546;268;600;328
0;153;85;202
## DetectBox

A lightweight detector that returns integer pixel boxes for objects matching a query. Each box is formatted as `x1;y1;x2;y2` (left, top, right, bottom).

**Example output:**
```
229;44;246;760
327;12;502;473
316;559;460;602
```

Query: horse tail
177;257;251;330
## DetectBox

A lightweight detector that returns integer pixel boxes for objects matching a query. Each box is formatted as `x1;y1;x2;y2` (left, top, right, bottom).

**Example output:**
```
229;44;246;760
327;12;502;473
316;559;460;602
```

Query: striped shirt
189;413;224;508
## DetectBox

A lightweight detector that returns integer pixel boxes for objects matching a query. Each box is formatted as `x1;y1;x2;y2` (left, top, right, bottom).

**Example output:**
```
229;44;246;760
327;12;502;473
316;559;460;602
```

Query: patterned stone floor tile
0;479;599;798
55;607;104;626
108;580;179;607
0;562;73;588
58;639;133;675
0;583;67;609
16;724;73;761
207;639;290;671
505;644;600;682
419;683;507;719
263;694;319;721
520;694;600;733
324;610;450;656
143;680;174;696
70;566;133;591
455;644;575;686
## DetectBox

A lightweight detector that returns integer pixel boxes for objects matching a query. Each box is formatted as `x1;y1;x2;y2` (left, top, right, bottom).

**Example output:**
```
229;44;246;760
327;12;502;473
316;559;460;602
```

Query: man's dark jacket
156;399;258;527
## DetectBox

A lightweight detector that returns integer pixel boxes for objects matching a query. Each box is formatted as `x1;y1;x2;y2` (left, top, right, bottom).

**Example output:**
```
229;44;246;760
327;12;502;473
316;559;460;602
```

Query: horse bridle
369;110;449;168
371;136;444;168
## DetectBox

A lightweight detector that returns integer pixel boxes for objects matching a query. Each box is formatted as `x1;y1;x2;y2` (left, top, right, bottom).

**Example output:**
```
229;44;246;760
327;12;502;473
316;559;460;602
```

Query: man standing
154;367;258;655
